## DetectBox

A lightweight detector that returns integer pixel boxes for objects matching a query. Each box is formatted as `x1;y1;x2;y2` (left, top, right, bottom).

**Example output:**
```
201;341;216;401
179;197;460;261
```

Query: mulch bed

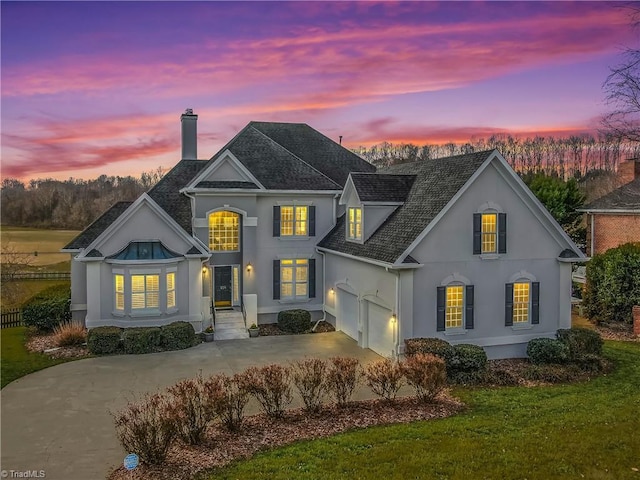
259;320;335;336
594;323;639;342
108;394;464;480
25;330;89;359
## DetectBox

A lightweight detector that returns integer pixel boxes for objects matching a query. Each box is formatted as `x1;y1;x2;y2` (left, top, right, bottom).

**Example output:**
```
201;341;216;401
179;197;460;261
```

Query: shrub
244;364;293;418
22;285;71;332
166;374;212;445
448;344;488;384
112;393;177;465
160;321;196;351
404;337;456;365
527;338;570;365
291;358;327;413
401;353;447;403
363;358;404;402
53;321;86;347
583;242;640;324
573;353;606;373
87;326;122;355
556;328;603;359
277;309;311;334
326;356;360;407
122;327;162;354
523;364;583;383
205;372;251;432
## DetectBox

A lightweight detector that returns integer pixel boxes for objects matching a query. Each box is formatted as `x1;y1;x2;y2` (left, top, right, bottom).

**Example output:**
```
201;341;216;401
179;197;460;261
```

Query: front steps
213;309;249;340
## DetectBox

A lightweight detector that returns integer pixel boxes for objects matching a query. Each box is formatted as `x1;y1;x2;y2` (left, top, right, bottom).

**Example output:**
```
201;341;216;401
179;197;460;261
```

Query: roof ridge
382;149;496;171
247;124;342;189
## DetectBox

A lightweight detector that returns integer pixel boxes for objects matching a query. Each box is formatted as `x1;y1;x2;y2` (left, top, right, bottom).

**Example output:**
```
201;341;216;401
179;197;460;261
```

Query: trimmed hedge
556;328;603;359
123;327;162;354
160;321;195;350
404;338;456;364
527;338;570;365
22;284;71;332
87;326;122;355
277;309;311;334
449;344;488;384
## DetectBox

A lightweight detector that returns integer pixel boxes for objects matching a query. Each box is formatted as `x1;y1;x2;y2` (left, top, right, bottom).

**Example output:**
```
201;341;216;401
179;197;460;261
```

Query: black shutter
273;260;280;300
436;286;446;332
473;213;482;254
308;259;316;298
309;206;316;236
505;283;514;326
273;206;281;237
465;285;474;329
531;282;540;324
498;213;507;254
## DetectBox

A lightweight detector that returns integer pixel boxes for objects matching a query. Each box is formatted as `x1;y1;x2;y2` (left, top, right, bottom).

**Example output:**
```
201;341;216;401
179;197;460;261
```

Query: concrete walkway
213;309;248;340
0;332;382;480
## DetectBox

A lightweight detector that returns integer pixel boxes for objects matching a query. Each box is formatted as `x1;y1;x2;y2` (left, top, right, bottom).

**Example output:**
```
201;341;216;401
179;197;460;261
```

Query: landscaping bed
259;320;335;336
26;329;89;359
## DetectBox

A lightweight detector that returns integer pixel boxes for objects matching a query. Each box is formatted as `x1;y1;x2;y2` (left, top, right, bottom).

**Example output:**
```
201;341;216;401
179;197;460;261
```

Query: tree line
352;133;640;178
0;168;164;230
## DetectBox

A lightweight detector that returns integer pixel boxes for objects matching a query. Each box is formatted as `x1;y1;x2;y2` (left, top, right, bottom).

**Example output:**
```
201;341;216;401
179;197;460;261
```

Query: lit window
114;274;124;311
131;274;159;309
281;259;308;299
482;213;497;253
209;211;239;251
281;206;307;236
513;282;530;323
232;266;240;304
348;207;362;240
166;272;176;309
445;285;464;329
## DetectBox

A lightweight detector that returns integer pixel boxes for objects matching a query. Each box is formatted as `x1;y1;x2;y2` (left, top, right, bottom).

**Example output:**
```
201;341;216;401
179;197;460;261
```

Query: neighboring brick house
579;159;640;256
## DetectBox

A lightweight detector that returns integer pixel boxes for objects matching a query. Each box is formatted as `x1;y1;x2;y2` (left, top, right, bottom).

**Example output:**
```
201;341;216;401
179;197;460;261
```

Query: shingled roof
318;150;495;264
63;201;132;250
580;178;640;212
350;173;416;202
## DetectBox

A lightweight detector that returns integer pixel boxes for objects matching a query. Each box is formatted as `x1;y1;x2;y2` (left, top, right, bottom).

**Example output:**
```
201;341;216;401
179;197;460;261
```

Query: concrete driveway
1;332;382;480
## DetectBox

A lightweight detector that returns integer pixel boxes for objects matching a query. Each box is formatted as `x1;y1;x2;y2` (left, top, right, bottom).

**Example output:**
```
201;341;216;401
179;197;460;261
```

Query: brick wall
633;306;640;337
590;214;640;255
617;159;640;185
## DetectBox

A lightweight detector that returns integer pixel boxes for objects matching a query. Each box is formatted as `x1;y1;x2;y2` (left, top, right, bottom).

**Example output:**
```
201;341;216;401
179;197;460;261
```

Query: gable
197;151;264;187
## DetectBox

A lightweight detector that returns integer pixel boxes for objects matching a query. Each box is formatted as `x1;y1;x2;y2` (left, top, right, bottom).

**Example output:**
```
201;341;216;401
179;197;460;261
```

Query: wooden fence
1;272;70;281
1;309;23;328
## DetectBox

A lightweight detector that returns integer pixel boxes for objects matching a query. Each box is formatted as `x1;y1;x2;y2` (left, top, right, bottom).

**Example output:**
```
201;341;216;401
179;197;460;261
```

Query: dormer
340;173;416;243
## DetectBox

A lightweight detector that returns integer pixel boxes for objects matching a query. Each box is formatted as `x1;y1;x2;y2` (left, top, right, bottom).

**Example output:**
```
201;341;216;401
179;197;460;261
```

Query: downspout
590;213;595;256
312;249;327;331
386;266;401;359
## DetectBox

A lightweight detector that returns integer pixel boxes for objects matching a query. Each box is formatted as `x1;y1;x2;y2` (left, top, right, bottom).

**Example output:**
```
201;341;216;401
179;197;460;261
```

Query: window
445;285;464;329
281;206;308;236
166;272;176;309
232;266;240;305
513;282;530;324
505;280;539;326
114;274;124;311
209;211;239;251
131;274;159;310
348;207;362;240
481;213;497;253
281;259;308;299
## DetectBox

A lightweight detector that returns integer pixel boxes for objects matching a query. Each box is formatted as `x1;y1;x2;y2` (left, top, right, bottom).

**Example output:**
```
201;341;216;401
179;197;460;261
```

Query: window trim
506;271;539;329
208;210;240;252
474;203;506;257
280;258;309;300
444;284;465;332
280;205;309;237
347;206;363;242
166;269;177;312
112;266;178;317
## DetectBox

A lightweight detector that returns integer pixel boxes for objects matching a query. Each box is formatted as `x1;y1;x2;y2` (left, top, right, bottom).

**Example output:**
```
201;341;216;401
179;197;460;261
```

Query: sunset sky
1;1;637;182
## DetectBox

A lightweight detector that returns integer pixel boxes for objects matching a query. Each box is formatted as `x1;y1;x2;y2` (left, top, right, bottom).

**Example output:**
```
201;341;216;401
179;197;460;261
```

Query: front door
214;266;232;308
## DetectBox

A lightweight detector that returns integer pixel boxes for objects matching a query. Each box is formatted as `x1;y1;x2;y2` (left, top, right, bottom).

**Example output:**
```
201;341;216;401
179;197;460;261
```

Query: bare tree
1;242;33;306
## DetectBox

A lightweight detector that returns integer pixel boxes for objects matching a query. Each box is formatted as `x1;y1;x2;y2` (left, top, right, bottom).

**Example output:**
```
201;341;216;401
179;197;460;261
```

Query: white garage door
366;301;394;357
337;289;359;341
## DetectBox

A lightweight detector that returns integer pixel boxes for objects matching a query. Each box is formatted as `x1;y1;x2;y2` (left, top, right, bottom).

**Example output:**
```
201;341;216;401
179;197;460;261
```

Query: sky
1;1;638;182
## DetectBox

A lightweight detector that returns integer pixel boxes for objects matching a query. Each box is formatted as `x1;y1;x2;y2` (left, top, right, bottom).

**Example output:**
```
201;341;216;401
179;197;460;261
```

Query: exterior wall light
390;314;397;324
329;287;335;294
246;262;252;273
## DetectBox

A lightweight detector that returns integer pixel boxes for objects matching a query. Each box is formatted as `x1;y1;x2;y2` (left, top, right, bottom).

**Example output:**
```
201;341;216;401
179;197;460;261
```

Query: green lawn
0;327;72;389
1;280;70;309
203;341;640;480
1;226;80;267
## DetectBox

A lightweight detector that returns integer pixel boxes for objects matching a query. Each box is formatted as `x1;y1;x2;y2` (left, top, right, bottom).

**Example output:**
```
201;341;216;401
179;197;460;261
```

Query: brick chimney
618;158;640;185
181;108;198;160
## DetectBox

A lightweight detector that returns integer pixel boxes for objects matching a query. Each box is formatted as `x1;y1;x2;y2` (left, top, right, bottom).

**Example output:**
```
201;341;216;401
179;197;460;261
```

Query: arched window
505;271;539;327
209;211;239;251
437;273;474;333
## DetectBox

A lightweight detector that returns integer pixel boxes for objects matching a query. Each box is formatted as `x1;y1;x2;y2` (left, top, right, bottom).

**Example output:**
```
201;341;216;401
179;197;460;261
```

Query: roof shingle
582;178;640;211
63;201;132;250
350;173;416;202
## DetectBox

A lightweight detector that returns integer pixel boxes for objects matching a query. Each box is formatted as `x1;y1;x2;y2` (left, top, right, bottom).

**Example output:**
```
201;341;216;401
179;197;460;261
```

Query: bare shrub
401;353;447;403
244;364;292;418
205;372;250;432
53;321;86;347
326;356;360;406
166;374;212;445
112;393;176;465
291;358;327;413
363;358;404;402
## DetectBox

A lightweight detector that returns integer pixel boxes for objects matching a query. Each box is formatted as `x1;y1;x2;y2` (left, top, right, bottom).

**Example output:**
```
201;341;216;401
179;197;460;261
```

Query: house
63;110;585;359
579;158;640;256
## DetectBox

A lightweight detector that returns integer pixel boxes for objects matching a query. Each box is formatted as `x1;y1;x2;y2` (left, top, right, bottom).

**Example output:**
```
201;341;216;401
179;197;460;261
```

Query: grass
1;226;80;266
203;341;640;480
0;327;73;389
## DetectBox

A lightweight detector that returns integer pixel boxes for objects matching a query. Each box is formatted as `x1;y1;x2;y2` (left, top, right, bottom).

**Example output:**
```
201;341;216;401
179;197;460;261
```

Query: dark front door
214;266;232;308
